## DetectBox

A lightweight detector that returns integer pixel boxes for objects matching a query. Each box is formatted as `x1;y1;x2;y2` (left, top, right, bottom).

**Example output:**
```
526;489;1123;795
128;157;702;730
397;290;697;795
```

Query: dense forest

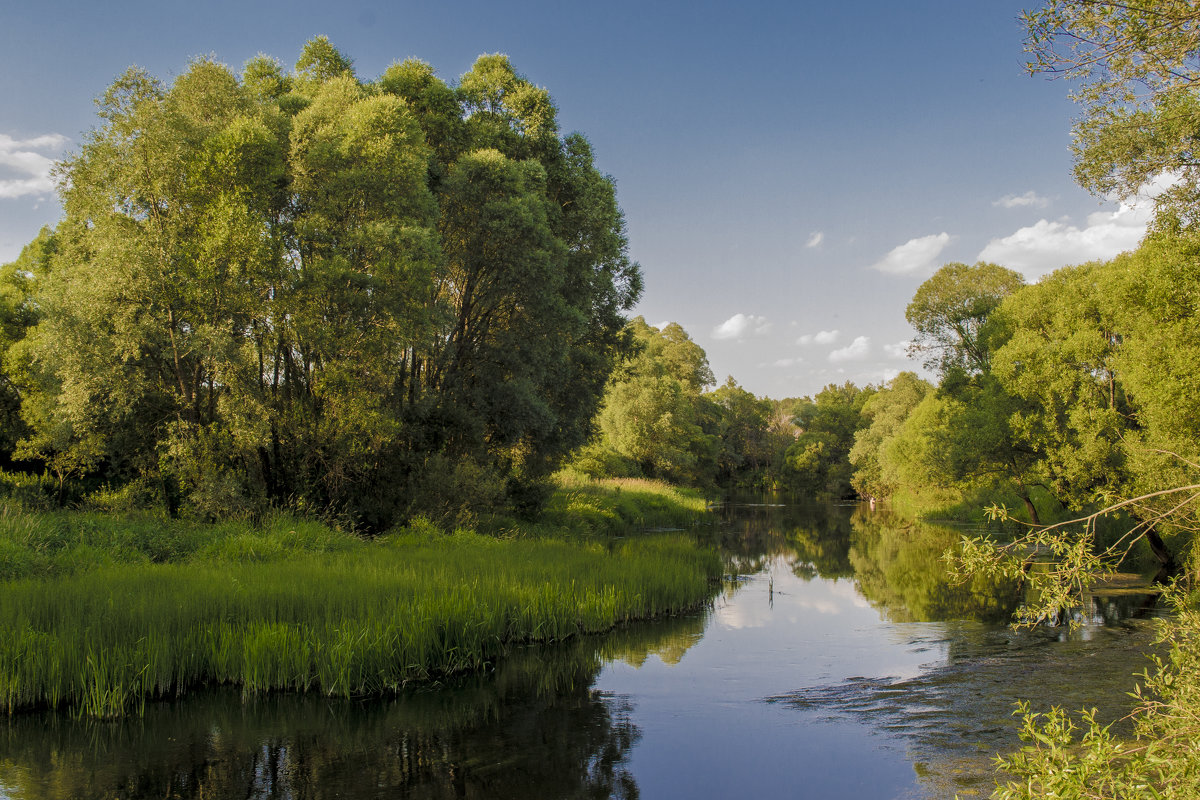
0;38;649;531
5;30;1200;551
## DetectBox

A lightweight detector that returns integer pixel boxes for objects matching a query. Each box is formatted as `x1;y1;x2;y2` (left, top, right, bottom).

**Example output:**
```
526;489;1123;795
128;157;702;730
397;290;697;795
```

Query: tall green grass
522;471;711;536
0;489;721;717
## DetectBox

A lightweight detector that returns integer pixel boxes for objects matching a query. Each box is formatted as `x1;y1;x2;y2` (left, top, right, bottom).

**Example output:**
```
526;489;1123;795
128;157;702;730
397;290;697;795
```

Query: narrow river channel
0;501;1161;799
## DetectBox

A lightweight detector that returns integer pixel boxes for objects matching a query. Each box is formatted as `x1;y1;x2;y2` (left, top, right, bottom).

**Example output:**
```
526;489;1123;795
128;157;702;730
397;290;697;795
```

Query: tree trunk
1018;486;1041;526
1144;525;1178;581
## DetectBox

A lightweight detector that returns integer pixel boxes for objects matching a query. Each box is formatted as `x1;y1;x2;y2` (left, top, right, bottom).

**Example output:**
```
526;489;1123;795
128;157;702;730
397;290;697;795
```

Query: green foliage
580;319;718;485
905;261;1024;378
1024;1;1200;221
785;381;874;499
850;262;1040;521
14;43;642;529
0;228;51;457
707;376;786;489
849;371;932;500
534;472;710;535
0;500;720;717
993;587;1200;800
577;323;791;491
992;261;1132;510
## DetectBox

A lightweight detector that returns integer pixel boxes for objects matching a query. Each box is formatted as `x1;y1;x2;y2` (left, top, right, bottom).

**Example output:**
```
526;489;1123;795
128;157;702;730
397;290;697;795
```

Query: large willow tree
19;38;641;528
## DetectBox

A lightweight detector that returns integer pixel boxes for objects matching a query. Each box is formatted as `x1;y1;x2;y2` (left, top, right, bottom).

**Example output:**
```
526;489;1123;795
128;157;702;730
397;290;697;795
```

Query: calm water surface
0;502;1160;799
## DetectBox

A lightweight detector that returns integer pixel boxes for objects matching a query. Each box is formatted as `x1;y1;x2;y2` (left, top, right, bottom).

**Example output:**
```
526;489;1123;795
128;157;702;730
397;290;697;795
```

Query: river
0;501;1161;799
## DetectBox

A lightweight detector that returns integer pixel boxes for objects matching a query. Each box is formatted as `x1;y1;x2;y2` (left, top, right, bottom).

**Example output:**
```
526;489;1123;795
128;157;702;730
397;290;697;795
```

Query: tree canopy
5;40;643;528
1024;1;1200;220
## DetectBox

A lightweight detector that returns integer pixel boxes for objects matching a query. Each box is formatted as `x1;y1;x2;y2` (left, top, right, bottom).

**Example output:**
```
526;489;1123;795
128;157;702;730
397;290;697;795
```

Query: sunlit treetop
1024;1;1200;219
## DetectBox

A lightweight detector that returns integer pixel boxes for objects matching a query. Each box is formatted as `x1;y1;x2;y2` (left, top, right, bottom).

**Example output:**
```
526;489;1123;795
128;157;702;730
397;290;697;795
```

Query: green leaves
1025;1;1200;220
905;261;1024;377
14;42;642;528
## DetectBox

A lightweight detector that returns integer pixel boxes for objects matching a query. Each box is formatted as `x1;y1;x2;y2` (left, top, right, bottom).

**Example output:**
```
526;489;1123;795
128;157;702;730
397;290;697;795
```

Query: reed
0;516;720;717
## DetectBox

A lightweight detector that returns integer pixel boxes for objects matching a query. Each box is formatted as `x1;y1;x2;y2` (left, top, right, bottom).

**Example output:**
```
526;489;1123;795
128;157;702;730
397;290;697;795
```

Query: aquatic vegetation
0;528;720;717
0;477;720;718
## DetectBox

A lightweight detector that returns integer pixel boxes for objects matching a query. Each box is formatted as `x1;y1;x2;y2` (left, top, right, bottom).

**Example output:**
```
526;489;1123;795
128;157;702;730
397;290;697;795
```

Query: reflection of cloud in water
790;598;841;615
828;577;873;609
716;570;874;630
714;596;774;629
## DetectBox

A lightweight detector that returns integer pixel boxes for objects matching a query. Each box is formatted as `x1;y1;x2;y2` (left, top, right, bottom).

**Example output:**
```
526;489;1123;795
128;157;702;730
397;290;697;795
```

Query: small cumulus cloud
882;340;911;359
712;313;771;340
652;320;671;331
797;329;839;346
772;357;802;368
805;231;824;248
977;207;1145;280
870;232;950;275
979;174;1179;280
0;133;69;200
829;335;870;362
994;190;1050;209
877;367;901;383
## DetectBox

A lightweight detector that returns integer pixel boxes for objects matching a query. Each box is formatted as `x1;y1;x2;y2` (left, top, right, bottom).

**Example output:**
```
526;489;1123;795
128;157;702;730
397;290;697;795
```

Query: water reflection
0;502;1161;800
848;507;1018;623
720;499;1018;623
767;617;1160;798
0;618;703;800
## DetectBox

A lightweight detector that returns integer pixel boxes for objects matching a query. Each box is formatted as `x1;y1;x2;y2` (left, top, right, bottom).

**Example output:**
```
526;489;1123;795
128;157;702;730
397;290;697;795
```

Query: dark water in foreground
0;502;1161;799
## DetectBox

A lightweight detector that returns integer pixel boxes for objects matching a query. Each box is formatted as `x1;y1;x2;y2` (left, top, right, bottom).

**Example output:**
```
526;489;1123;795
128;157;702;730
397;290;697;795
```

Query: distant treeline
776;238;1200;575
576;234;1200;576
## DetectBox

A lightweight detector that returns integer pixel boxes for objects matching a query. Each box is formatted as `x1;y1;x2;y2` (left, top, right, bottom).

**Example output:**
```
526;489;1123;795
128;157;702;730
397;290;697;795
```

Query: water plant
0;480;720;717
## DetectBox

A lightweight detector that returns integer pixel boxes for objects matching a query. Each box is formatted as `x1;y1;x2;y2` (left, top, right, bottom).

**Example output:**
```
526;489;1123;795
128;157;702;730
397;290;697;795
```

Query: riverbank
0;477;721;717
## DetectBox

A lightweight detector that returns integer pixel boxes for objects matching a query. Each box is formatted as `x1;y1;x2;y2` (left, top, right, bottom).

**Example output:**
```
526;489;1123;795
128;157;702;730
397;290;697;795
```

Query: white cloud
772;357;802;368
977;215;1143;279
797;329;839;346
805;231;824;248
870;232;951;275
652;320;671;331
0;133;68;200
979;174;1180;280
977;207;1146;280
882;340;911;359
877;367;901;383
994;190;1049;209
712;313;771;340
829;335;870;362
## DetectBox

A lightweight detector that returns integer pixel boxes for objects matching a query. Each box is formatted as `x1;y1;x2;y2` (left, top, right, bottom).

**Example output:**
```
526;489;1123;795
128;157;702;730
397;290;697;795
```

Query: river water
0;502;1161;799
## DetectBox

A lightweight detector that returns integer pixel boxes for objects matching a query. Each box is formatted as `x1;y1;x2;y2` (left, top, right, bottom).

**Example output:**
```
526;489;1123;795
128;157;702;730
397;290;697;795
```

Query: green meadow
0;478;720;718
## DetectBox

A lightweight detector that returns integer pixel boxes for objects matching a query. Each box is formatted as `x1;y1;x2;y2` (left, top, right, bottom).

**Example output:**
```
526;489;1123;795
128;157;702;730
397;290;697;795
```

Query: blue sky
0;0;1154;398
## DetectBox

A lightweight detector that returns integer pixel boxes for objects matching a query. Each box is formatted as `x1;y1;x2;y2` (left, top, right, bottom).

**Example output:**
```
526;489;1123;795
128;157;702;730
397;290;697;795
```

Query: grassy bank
0;477;720;717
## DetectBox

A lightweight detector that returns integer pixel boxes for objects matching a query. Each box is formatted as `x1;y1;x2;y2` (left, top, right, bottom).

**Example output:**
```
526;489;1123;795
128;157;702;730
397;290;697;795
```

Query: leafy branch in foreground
951;479;1200;627
991;584;1200;800
948;470;1200;797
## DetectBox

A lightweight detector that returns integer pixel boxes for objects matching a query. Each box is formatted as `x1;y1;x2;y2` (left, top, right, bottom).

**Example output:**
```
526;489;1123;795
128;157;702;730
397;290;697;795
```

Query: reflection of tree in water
848;506;1018;623
599;611;706;668
782;504;854;581
711;499;1018;622
0;621;708;800
712;498;854;581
